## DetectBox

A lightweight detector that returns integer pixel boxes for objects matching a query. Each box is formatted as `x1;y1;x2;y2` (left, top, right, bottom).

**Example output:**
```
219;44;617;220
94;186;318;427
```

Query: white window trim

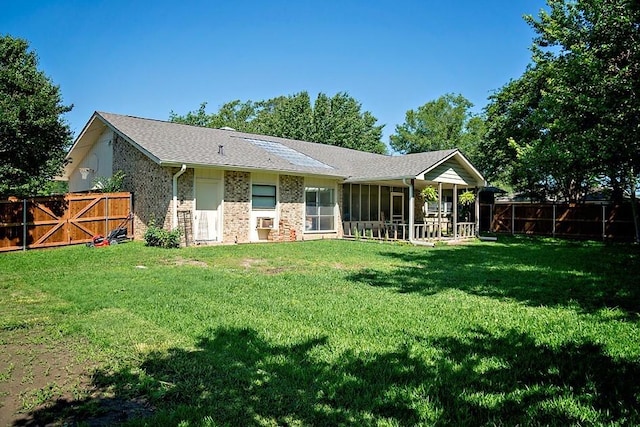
303;183;338;234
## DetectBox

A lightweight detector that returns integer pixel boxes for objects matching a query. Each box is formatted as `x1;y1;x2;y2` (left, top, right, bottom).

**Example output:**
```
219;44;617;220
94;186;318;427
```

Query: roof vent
218;145;224;155
219;126;236;131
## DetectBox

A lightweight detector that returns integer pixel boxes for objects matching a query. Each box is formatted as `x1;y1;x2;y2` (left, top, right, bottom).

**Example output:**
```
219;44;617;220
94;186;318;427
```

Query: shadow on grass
349;237;640;317
18;326;640;425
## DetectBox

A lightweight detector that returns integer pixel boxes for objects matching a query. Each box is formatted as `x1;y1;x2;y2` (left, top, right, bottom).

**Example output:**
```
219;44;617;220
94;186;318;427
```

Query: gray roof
68;111;477;182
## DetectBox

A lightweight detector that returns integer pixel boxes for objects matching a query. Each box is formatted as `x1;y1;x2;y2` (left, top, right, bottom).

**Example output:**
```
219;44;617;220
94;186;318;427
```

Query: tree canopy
389;93;484;164
480;0;640;206
0;35;73;197
170;92;387;154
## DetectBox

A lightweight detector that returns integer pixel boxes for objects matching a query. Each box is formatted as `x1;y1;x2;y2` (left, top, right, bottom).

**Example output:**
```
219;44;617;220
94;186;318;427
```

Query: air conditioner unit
257;217;274;229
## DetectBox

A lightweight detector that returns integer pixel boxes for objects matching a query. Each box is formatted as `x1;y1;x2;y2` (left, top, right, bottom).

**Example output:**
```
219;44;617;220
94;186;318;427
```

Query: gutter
345;175;415;183
172;164;187;230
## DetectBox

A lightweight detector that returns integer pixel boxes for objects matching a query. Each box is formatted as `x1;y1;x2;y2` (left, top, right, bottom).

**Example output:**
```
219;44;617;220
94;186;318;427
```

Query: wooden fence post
511;204;515;235
129;192;134;238
22;199;27;251
105;194;109;236
602;204;606;241
552;204;556;238
490;203;494;232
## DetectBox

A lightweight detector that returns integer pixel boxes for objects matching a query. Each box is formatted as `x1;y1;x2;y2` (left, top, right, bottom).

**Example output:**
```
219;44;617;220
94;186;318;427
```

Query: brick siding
269;175;304;242
223;171;251;243
113;136;337;244
113;133;193;239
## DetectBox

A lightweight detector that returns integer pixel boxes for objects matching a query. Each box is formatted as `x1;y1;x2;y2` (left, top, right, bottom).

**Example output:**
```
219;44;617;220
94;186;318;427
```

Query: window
342;184;351;221
305;187;335;231
351;185;360;221
342;184;384;222
252;184;276;209
361;185;370;221
369;185;379;221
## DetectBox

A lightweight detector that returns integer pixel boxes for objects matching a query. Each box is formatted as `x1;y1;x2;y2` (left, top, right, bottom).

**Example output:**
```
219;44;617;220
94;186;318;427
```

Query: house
62;112;486;244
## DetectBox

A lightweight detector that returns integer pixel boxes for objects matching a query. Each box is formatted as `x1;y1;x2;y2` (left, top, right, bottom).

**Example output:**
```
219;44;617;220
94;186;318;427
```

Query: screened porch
341;181;479;243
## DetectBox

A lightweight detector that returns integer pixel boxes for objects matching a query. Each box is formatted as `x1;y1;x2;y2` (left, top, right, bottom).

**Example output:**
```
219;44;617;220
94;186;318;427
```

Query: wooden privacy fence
480;202;639;241
0;192;132;252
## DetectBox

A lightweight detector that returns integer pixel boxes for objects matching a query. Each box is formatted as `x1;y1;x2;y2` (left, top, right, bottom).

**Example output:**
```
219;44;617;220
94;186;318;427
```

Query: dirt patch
159;257;209;268
240;258;290;275
173;257;209;268
0;328;154;426
240;258;265;268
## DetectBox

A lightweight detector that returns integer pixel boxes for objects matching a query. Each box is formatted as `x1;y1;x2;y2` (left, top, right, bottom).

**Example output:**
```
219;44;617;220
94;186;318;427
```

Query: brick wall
269;175;304;242
223;171;251;243
113;134;194;239
112;137;339;244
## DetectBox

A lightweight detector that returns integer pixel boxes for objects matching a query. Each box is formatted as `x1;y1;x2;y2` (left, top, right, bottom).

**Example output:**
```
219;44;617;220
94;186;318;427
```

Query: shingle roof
79;112;469;181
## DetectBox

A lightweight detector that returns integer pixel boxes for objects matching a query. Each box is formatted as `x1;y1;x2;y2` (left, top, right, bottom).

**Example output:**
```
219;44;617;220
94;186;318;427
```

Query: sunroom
341;151;485;243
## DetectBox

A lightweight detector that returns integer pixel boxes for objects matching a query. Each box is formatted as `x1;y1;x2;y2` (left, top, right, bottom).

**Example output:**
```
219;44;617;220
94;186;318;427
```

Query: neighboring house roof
63;111;485;186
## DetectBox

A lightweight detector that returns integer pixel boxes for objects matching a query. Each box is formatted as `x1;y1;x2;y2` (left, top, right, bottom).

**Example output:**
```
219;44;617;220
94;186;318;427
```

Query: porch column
408;179;415;241
453;184;458;239
437;182;442;238
475;187;480;237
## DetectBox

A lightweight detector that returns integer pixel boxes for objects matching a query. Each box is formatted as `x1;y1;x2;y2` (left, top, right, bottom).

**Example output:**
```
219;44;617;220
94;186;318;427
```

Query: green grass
1;237;639;426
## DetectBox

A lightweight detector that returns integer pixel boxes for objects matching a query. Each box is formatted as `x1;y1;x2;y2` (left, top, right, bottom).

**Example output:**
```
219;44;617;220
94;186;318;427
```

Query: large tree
389;93;484;163
0;35;73;197
481;0;640;208
170;100;257;131
310;92;386;153
253;92;314;141
171;91;387;154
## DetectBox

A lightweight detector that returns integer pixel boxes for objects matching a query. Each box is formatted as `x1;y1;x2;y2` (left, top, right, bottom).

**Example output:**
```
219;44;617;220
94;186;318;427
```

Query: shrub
93;170;126;193
144;220;181;248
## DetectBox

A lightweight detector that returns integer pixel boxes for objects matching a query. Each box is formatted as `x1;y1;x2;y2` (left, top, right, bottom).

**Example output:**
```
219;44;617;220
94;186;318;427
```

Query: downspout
172;164;187;230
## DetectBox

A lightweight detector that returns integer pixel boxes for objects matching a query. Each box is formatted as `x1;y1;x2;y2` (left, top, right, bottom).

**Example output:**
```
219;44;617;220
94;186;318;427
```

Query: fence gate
0;192;132;252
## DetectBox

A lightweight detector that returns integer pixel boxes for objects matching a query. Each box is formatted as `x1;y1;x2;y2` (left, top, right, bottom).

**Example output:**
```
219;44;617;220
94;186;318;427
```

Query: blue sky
3;0;548;146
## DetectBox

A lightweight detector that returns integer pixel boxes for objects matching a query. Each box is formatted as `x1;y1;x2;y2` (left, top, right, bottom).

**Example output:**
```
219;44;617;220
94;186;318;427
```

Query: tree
389;93;484;163
0;35;73;197
482;0;640;205
311;92;386;153
169;100;258;132
170;91;387;154
253;92;314;141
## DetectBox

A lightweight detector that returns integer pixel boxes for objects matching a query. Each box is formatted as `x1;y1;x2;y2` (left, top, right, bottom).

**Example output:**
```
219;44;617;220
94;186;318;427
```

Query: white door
194;178;221;241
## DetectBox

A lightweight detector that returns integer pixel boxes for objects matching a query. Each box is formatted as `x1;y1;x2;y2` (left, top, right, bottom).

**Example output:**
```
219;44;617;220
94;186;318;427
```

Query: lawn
1;237;639;426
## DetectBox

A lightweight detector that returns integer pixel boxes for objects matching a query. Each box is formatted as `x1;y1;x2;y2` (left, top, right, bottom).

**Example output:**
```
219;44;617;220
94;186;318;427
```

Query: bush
93;170;126;193
144;220;181;248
